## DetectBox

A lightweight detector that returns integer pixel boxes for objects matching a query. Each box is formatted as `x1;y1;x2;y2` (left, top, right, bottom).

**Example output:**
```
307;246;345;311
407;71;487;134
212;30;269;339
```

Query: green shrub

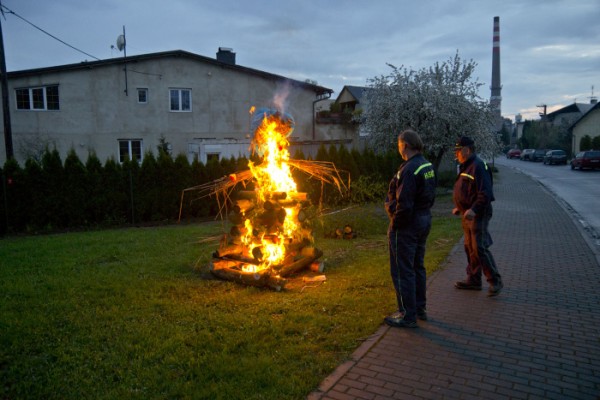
350;175;387;204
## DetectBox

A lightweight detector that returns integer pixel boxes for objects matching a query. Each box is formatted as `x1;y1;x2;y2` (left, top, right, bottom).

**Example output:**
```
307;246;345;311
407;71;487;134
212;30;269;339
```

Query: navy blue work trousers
388;213;432;322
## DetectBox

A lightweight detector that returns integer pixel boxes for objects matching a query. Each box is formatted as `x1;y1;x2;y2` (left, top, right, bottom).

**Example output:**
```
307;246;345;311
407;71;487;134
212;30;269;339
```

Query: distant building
0;49;366;166
544;102;595;126
569;99;600;153
313;85;366;147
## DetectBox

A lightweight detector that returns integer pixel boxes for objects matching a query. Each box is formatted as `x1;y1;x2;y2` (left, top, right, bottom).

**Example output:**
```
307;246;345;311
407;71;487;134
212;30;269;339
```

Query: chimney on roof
217;47;236;65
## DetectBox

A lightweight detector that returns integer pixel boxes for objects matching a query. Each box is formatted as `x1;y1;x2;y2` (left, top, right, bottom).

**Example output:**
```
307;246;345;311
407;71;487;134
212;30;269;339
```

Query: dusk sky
2;0;599;121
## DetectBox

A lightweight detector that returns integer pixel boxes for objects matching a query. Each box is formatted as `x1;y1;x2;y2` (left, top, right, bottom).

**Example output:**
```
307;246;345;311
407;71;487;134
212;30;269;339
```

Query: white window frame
16;85;60;111
169;88;192;112
137;88;148;104
118;139;143;163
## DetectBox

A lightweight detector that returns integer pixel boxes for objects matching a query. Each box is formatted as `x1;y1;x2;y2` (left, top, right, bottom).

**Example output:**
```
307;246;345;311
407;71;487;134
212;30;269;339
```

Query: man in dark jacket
384;129;436;328
452;136;503;296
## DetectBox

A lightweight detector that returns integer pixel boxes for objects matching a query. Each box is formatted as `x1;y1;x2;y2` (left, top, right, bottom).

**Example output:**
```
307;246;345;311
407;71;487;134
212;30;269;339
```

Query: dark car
543;150;567;165
520;149;535;160
571;150;600;170
506;148;521;159
531;149;547;162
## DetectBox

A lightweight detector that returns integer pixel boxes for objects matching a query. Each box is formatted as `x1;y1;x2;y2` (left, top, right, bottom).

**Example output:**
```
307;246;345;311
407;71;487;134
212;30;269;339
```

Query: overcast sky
2;0;599;121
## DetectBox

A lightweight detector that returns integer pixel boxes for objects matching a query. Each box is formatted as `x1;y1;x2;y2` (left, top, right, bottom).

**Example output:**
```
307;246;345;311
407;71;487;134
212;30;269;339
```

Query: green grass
0;197;462;400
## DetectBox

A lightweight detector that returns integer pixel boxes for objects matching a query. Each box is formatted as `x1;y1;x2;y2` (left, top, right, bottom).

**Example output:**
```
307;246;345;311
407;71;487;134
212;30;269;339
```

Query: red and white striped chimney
490;16;502;122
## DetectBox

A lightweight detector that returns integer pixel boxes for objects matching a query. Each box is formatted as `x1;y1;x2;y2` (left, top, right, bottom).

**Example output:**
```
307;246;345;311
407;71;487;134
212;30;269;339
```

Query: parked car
543;150;567;165
531;149;547;162
506;148;521;159
520;149;535;161
570;150;600;170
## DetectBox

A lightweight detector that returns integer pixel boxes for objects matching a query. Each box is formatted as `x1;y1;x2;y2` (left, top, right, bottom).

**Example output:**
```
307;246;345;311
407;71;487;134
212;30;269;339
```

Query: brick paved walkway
309;165;600;400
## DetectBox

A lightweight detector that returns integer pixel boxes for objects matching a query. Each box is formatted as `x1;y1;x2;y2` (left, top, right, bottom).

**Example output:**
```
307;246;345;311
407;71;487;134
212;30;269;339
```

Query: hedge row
0;145;404;235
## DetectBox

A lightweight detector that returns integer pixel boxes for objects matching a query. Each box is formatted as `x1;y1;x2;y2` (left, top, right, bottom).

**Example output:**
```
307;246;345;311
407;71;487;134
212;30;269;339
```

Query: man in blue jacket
384;129;436;328
452;136;503;296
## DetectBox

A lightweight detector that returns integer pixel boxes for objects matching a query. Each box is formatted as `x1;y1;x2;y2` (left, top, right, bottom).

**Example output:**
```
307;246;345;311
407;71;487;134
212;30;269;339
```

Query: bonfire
180;107;348;290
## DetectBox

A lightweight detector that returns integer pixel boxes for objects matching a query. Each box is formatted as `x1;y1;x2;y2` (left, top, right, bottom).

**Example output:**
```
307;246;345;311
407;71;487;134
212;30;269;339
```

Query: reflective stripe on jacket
453;154;494;215
385;154;436;230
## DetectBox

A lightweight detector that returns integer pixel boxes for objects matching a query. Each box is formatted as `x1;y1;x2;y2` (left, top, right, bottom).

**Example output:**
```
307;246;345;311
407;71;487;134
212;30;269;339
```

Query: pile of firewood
209;190;323;291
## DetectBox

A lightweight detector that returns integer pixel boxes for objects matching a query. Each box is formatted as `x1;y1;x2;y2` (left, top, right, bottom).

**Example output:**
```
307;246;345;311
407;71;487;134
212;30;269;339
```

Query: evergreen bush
0;144;439;235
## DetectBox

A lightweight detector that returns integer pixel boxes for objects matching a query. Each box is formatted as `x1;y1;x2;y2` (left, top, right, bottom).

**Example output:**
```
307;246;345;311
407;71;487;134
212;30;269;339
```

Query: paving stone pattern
309;165;600;400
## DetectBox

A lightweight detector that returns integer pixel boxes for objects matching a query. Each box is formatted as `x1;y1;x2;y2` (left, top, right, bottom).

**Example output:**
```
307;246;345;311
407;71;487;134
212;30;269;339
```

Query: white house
0;48;363;166
570;100;600;153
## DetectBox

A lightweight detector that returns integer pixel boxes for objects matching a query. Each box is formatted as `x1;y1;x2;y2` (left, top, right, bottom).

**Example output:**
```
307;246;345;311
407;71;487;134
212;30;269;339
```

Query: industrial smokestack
490;16;502;125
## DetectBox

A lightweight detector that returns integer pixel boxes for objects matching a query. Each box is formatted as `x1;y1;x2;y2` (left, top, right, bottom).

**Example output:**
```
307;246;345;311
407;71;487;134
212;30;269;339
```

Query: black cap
455;136;475;148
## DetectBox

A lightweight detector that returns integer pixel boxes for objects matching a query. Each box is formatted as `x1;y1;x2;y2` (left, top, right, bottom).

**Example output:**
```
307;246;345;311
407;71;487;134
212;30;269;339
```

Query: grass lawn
0;196;462;400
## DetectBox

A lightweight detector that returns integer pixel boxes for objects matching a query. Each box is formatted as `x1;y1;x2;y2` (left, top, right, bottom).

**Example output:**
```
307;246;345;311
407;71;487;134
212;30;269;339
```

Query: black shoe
417;308;428;321
455;280;482;290
384;314;417;328
488;280;504;297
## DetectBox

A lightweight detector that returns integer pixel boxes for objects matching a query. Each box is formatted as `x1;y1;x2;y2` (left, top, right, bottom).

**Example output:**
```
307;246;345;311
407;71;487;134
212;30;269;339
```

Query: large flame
241;110;301;272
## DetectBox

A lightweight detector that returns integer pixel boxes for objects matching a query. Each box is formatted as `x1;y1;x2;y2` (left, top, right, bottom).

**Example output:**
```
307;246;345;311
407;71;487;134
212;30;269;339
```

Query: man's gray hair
398;129;424;152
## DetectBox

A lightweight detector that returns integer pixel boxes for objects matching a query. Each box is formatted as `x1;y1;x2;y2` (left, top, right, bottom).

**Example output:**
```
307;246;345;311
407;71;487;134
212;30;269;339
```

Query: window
16;85;60;110
206;153;220;162
118;139;143;163
137;88;148;104
169;88;191;111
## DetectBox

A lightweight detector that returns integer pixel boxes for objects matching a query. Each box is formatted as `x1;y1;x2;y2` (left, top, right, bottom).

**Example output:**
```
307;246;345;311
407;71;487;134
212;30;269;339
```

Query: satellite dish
116;35;125;51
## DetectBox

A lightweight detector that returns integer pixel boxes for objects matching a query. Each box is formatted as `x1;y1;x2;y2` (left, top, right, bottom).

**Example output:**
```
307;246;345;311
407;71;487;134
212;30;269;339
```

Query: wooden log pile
210;190;322;290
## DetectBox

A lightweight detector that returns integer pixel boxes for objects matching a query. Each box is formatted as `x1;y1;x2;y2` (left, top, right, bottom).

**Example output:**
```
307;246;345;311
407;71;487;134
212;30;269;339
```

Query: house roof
7;49;333;96
546;102;594;119
569;101;600;131
336;85;368;103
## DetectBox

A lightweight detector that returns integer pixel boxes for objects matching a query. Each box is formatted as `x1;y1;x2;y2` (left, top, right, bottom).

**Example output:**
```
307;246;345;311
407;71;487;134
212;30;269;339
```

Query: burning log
236;190;259;200
233;199;255;214
287;192;307;202
255;208;286;227
229;225;247;238
263;200;283;212
209;260;287;291
276;199;299;208
269;192;287;201
213;244;243;258
228;210;251;226
275;246;323;277
284;238;311;253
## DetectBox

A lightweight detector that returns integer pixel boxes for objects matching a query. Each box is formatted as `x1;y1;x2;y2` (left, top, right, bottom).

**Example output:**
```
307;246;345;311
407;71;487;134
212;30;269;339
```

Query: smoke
249;81;295;137
272;81;291;114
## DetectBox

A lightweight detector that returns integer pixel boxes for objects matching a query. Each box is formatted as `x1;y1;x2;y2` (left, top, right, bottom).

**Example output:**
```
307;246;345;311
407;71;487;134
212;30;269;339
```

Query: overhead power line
0;3;100;61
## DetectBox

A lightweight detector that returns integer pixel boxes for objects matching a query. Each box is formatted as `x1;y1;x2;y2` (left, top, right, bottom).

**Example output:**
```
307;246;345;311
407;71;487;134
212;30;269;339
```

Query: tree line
0;145;419;235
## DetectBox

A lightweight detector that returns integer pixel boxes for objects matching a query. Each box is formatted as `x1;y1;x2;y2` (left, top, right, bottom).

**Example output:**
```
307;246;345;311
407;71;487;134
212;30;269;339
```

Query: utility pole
537;104;548;148
0;6;14;160
116;25;128;96
536;104;547;119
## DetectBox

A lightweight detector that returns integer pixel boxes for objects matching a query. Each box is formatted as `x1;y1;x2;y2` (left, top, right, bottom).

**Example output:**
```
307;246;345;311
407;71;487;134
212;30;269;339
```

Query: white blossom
360;52;500;170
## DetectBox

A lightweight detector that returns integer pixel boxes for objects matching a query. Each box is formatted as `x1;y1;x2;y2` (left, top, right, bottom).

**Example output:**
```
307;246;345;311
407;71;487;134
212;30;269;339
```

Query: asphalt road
493;155;600;251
